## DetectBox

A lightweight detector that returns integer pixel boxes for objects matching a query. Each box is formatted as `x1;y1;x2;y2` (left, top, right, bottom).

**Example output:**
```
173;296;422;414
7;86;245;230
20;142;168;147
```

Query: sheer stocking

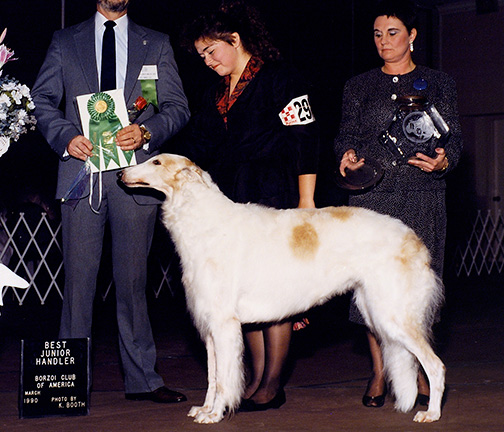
243;329;265;400
243;321;292;403
365;330;430;397
365;330;386;397
418;367;430;396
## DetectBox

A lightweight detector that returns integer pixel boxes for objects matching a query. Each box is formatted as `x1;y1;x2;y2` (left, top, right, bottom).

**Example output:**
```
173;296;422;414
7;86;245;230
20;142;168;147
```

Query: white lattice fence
1;212;63;305
0;212;176;306
454;210;504;276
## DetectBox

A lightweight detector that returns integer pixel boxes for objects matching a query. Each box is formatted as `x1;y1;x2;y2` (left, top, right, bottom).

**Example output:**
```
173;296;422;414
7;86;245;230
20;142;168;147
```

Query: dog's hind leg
381;326;445;422
188;335;217;418
411;343;445;423
193;317;244;424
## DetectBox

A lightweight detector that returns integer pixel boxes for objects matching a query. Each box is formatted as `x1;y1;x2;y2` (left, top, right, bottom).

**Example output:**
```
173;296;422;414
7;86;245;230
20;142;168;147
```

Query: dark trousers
59;171;163;393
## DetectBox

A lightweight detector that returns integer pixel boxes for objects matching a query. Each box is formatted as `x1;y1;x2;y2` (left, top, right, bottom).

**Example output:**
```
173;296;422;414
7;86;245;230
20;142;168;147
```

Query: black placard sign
19;338;90;418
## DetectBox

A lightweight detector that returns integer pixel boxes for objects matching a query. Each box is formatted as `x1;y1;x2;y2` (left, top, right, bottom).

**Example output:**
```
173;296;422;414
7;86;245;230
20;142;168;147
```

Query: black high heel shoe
239;389;286;412
362;379;386;408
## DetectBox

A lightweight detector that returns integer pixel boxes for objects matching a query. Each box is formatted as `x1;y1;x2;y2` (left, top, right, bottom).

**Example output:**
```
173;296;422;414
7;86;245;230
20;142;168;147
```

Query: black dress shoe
416;393;429;406
125;386;187;403
362;379;386;408
239;389;286;412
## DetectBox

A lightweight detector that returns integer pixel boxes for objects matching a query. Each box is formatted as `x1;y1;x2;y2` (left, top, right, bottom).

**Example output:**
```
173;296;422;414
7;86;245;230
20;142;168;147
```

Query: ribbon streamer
61;163;91;208
140;79;158;108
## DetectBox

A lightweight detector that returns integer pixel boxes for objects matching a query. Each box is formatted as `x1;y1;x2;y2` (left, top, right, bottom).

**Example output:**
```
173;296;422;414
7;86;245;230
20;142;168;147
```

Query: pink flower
0;28;17;70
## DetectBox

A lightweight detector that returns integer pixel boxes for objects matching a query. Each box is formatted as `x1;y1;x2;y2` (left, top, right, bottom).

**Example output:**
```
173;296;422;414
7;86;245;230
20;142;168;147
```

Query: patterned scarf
215;56;264;124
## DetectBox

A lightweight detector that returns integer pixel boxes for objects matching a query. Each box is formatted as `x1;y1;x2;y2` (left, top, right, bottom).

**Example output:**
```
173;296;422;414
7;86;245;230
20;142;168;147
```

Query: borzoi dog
120;154;445;424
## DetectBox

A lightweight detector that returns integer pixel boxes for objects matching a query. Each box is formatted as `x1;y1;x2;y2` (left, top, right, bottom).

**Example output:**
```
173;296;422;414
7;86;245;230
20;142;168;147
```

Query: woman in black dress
334;0;462;408
184;0;319;410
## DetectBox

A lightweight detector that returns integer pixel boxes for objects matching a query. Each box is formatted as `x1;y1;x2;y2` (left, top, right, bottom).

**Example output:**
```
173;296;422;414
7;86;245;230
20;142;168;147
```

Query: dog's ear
177;166;205;182
174;164;215;189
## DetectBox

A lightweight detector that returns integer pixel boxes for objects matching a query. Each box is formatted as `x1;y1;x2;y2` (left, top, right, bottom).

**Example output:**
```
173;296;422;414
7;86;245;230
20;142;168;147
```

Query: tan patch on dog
290;222;320;259
160;157;201;190
324;206;353;221
158;154;194;171
398;232;425;267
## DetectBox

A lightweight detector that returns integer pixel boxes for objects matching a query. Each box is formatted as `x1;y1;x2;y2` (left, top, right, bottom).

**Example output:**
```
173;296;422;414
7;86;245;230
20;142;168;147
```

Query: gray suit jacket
32;15;189;201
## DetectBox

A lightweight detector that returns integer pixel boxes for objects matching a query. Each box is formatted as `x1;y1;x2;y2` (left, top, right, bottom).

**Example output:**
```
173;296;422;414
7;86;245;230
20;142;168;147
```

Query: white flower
20;84;30;97
11;90;22;104
0;136;10;157
0;92;10;106
0;30;36;157
1;81;16;91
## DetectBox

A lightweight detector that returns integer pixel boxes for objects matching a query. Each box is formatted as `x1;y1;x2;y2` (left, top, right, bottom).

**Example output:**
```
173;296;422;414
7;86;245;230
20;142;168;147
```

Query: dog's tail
379;268;443;413
382;341;418;412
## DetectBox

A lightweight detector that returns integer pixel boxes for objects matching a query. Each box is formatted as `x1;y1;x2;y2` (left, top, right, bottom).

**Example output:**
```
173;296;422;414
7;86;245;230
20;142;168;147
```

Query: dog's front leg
188;335;217;418
193;318;244;424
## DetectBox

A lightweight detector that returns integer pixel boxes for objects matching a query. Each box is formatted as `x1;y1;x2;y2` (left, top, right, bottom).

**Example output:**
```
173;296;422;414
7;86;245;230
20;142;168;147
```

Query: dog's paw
188;405;210;418
413;409;441;423
193;410;225;424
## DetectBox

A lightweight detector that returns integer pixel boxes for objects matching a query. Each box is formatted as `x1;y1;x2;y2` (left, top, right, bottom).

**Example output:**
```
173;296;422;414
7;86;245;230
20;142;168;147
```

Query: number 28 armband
279;95;315;126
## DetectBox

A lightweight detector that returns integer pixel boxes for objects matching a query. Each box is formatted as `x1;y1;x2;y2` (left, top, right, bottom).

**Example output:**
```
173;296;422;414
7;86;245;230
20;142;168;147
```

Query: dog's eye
152;159;161;165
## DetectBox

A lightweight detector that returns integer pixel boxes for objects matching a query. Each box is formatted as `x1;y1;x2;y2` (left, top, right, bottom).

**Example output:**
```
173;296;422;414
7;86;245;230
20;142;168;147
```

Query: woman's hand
339;149;365;176
408;148;449;173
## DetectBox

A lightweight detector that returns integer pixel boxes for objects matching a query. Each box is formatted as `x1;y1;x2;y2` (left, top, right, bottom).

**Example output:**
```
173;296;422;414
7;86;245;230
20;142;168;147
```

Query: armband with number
279;95;315;126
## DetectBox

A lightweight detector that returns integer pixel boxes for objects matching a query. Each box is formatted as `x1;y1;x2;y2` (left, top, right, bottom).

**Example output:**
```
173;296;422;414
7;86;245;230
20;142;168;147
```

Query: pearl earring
410;41;414;52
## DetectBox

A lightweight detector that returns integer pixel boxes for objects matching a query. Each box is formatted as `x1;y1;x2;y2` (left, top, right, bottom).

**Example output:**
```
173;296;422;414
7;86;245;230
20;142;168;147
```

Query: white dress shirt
95;12;128;91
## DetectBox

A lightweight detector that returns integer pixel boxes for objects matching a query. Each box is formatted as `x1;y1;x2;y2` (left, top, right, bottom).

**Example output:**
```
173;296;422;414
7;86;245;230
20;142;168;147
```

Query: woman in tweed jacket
334;0;462;408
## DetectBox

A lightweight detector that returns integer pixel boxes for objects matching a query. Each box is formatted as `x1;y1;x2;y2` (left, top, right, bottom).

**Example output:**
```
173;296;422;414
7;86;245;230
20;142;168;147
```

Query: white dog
120;154;445;424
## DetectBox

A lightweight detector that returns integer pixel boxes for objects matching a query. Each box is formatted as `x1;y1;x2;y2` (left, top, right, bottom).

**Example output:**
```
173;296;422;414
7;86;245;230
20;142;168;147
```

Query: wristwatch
139;125;151;143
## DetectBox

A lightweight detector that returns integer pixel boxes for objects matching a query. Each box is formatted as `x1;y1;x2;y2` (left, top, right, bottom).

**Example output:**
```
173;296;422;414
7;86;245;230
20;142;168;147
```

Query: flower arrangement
0;28;36;157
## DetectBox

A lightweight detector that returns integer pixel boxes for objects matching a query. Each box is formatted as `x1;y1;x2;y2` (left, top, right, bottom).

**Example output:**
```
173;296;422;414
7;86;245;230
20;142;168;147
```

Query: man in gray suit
32;0;190;403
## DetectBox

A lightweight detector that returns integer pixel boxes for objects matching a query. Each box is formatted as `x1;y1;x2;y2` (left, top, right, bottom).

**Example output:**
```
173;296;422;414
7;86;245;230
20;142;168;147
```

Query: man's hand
67;135;93;161
116;124;143;151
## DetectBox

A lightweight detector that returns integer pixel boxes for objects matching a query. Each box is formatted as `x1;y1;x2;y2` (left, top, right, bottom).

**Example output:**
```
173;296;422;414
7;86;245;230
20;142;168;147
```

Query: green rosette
87;92;134;170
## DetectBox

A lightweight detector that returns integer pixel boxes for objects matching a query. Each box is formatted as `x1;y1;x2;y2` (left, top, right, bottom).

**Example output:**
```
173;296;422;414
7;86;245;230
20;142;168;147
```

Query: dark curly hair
374;0;418;33
183;0;281;62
